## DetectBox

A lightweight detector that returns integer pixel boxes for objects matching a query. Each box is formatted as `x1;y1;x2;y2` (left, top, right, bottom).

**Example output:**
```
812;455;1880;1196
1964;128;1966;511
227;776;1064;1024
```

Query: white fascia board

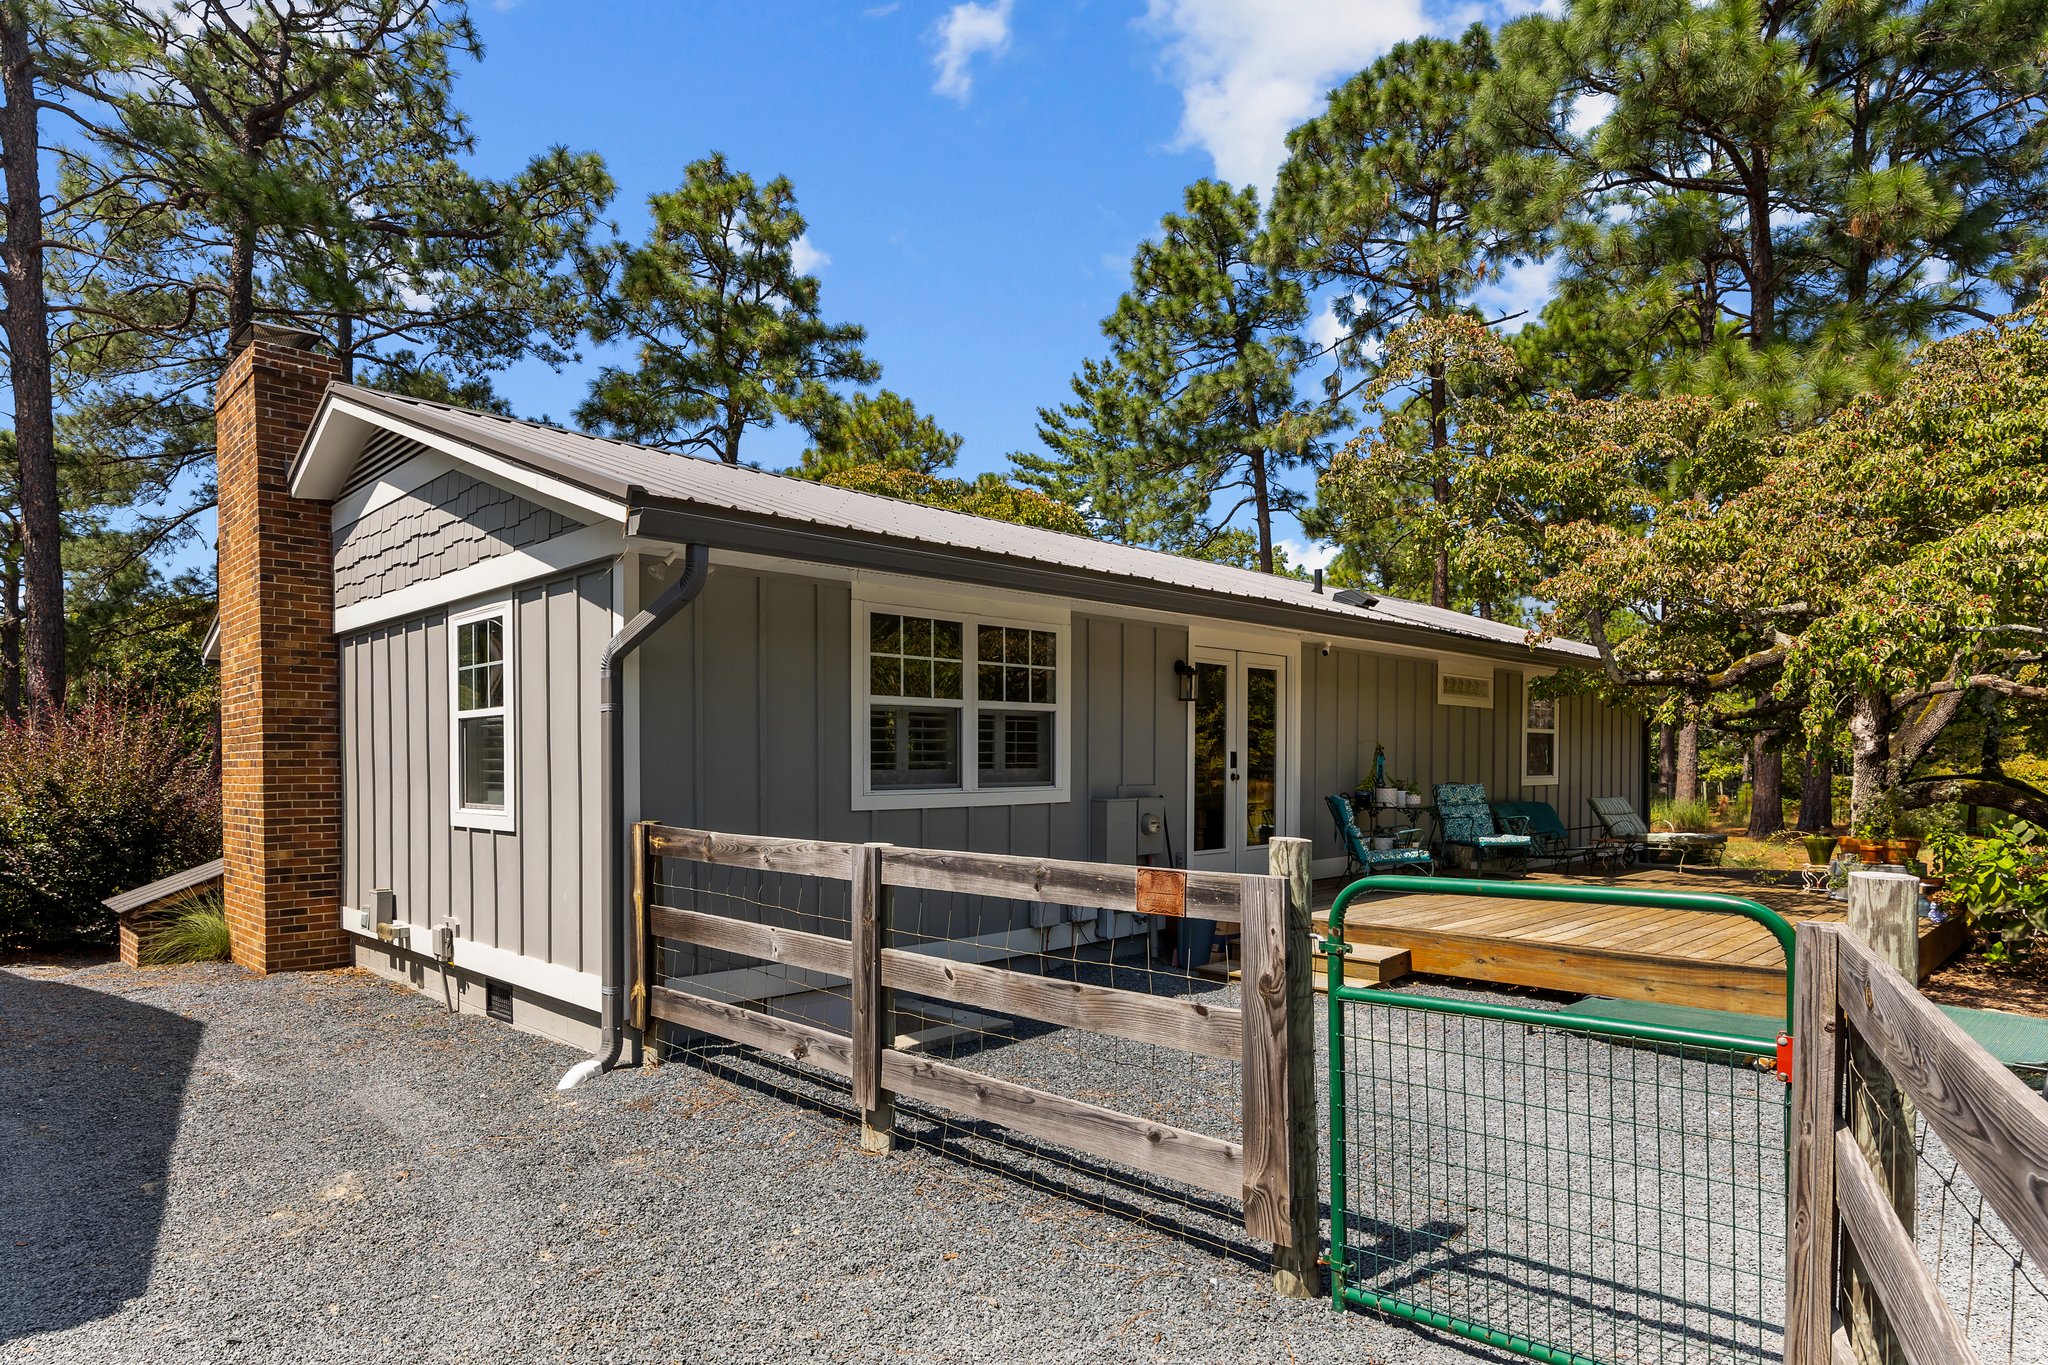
332;521;625;634
303;395;627;525
340;905;599;1010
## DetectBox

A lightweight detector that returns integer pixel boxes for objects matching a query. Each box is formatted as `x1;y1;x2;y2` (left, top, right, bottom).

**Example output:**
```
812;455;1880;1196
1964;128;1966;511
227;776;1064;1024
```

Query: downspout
558;541;710;1090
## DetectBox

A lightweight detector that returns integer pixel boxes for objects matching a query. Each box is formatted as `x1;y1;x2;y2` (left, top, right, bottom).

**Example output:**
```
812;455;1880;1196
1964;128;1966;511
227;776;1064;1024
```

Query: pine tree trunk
0;13;62;712
1674;716;1701;802
1657;723;1676;798
1747;731;1784;838
1798;747;1833;832
1250;446;1274;575
1429;363;1450;609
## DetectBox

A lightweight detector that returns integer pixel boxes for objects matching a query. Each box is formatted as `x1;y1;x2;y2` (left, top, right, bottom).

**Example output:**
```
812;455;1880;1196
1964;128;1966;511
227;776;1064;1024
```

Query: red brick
216;331;351;975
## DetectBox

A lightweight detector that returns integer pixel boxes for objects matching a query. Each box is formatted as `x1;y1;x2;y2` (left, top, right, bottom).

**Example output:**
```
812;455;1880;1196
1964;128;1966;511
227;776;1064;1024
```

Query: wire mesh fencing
877;883;1253;1257
637;829;1283;1266
1841;1045;2048;1365
1330;984;1789;1365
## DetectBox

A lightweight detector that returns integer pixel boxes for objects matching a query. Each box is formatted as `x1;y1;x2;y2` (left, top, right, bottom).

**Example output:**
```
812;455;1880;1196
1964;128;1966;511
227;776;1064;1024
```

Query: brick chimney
215;325;350;973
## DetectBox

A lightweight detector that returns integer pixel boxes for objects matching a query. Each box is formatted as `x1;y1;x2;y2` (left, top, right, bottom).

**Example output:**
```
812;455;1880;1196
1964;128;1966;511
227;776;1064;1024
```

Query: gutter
558;540;710;1090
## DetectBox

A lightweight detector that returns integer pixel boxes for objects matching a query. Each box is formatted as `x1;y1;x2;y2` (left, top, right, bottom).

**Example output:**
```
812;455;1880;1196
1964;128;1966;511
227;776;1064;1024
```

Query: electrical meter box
1092;796;1171;867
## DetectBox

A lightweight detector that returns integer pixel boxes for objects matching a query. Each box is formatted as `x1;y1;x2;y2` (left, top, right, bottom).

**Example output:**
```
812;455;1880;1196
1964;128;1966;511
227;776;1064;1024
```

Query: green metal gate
1324;876;1797;1365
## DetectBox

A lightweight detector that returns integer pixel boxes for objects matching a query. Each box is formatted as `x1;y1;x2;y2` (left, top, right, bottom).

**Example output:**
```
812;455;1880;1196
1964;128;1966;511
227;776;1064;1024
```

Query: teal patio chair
1433;782;1539;876
1326;793;1434;878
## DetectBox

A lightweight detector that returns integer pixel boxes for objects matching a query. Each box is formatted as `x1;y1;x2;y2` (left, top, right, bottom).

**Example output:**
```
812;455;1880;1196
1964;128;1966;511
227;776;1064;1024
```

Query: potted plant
1801;833;1836;866
1371;834;1396;851
1889;811;1926;865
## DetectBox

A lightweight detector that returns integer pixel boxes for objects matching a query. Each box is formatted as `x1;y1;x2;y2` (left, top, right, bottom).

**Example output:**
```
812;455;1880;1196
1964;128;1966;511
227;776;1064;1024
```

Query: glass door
1190;648;1289;874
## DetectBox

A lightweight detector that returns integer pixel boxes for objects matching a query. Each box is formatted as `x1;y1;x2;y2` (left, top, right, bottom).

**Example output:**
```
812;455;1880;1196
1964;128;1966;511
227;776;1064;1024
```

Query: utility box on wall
1092;796;1171;867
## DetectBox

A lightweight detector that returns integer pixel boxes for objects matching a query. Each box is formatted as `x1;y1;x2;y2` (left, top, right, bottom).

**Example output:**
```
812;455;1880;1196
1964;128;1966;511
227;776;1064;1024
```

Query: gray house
217;330;1638;1049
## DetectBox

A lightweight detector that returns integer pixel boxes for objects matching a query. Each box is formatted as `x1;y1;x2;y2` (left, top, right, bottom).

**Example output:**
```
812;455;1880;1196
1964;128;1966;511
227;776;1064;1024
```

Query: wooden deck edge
1341;921;1791;1016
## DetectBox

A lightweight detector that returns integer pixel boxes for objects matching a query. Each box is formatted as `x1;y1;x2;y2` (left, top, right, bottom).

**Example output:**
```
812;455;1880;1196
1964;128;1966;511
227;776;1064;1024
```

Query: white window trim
450;600;516;831
1522;687;1559;787
852;599;1072;811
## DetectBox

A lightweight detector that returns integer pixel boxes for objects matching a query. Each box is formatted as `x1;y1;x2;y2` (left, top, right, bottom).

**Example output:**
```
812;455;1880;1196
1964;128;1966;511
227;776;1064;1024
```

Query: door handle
1229;773;1241;782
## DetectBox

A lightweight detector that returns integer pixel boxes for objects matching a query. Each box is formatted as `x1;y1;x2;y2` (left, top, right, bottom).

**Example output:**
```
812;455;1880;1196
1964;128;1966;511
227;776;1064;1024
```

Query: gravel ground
7;959;2037;1365
1;959;1506;1365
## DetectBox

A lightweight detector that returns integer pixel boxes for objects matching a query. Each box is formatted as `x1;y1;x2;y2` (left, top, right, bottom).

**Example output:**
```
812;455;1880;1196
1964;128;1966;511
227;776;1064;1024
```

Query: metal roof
320;384;1596;665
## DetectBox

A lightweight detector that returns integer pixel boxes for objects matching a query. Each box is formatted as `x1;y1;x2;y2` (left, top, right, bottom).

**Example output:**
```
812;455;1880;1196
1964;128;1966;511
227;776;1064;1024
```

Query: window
451;604;513;827
857;603;1066;807
1523;689;1558;785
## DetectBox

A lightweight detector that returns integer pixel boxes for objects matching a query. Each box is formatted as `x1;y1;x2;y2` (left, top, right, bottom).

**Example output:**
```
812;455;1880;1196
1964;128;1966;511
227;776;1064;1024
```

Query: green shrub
1928;828;2048;963
0;688;221;950
138;889;231;965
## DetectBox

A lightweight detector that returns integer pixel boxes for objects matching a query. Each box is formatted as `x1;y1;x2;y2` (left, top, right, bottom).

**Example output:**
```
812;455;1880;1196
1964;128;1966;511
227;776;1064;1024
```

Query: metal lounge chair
1490;799;1604;870
1586;795;1728;868
1326;793;1434;878
1433;783;1539;876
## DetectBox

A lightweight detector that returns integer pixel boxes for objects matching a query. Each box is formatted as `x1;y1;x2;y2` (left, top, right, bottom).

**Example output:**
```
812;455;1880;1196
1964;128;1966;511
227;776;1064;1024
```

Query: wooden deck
1317;866;1968;1018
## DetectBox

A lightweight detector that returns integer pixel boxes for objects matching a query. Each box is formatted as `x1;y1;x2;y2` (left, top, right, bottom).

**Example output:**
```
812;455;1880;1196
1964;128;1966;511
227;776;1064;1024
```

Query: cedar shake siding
332;466;580;609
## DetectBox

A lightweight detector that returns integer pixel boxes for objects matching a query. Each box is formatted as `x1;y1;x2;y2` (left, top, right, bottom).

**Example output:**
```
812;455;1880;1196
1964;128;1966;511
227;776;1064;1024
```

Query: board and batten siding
635;562;1189;861
1297;645;1642;869
339;565;614;972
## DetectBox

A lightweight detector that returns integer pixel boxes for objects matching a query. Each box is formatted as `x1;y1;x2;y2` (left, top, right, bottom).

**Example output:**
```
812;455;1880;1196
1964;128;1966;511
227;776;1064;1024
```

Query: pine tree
577;154;876;464
1099;180;1326;574
1270;26;1528;605
794;390;960;479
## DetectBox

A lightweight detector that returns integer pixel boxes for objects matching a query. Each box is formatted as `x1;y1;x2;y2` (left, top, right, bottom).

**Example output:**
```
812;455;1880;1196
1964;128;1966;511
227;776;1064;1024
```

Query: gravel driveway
2;960;1504;1365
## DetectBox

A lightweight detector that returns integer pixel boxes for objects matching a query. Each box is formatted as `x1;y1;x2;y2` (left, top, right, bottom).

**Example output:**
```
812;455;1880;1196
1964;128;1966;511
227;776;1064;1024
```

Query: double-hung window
1522;689;1558;785
859;603;1066;808
451;604;514;828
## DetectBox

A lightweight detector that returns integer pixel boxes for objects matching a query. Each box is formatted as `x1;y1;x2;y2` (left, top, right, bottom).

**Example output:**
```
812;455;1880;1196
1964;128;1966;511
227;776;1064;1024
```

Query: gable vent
340;429;429;495
1437;669;1494;709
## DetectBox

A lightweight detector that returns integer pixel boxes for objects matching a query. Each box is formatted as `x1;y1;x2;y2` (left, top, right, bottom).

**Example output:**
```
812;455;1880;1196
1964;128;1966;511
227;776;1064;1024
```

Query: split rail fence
626;822;1320;1293
1786;919;2048;1365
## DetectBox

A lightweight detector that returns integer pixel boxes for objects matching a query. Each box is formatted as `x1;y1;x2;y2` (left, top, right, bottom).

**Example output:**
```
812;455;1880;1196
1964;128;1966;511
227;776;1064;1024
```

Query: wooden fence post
1259;838;1320;1299
631;821;655;1060
1785;920;1844;1365
1844;870;1920;1365
851;842;896;1154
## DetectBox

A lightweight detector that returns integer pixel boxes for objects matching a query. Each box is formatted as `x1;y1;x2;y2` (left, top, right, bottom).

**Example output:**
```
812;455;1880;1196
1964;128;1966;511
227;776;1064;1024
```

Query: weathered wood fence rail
628;822;1319;1296
1786;919;2048;1364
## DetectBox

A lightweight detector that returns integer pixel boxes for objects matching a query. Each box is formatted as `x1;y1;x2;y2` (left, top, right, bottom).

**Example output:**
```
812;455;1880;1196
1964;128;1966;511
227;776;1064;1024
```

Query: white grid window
1524;690;1558;785
857;603;1067;808
451;604;514;828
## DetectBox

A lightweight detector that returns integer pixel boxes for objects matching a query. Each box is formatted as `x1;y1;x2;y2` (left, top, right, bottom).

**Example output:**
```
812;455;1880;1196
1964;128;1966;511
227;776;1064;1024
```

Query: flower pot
1406;792;1424;807
1801;835;1835;866
1371;836;1395;851
1374;787;1401;807
1892;836;1923;863
1852;839;1887;862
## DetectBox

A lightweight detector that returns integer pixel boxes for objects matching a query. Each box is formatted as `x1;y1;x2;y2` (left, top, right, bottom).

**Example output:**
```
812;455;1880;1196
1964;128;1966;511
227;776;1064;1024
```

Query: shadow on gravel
0;971;202;1343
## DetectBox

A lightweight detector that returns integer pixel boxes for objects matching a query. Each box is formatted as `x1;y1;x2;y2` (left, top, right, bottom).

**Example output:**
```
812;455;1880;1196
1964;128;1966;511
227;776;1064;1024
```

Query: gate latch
1774;1032;1793;1083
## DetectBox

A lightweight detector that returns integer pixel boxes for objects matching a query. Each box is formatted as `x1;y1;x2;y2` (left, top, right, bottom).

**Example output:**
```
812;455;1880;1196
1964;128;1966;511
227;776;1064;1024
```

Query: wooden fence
627;823;1320;1296
1785;920;2048;1364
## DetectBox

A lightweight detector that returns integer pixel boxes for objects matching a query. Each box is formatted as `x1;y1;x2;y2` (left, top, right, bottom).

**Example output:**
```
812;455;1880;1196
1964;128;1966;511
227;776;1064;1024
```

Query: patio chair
1326;793;1434;878
1586;796;1728;868
1490;799;1603;870
1433;783;1539;876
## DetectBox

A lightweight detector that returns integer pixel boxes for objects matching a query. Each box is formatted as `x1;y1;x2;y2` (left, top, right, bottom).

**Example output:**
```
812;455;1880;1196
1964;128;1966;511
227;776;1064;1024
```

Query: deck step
1193;942;1411;991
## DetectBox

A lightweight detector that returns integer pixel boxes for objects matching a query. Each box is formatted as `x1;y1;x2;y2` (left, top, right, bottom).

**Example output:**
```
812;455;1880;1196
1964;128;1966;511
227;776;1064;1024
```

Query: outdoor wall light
1173;658;1198;703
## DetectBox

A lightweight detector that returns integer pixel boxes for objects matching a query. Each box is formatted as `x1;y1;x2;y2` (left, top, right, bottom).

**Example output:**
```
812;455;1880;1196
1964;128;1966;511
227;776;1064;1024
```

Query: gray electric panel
1092;796;1171;866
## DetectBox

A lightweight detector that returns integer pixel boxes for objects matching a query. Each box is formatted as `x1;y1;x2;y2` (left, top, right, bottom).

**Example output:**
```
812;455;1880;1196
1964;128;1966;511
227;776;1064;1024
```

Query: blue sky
449;0;1557;567
129;0;1555;578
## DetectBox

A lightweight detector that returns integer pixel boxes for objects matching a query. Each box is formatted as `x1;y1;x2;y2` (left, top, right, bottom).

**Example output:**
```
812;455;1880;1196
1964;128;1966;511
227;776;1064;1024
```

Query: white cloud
1472;255;1557;332
1566;90;1613;137
1141;0;1427;188
932;0;1014;103
1309;300;1350;353
1279;537;1340;572
791;234;831;274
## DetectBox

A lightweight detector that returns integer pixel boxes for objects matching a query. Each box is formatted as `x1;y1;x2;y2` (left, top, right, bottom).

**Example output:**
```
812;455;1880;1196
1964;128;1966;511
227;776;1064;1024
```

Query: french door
1189;648;1291;874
